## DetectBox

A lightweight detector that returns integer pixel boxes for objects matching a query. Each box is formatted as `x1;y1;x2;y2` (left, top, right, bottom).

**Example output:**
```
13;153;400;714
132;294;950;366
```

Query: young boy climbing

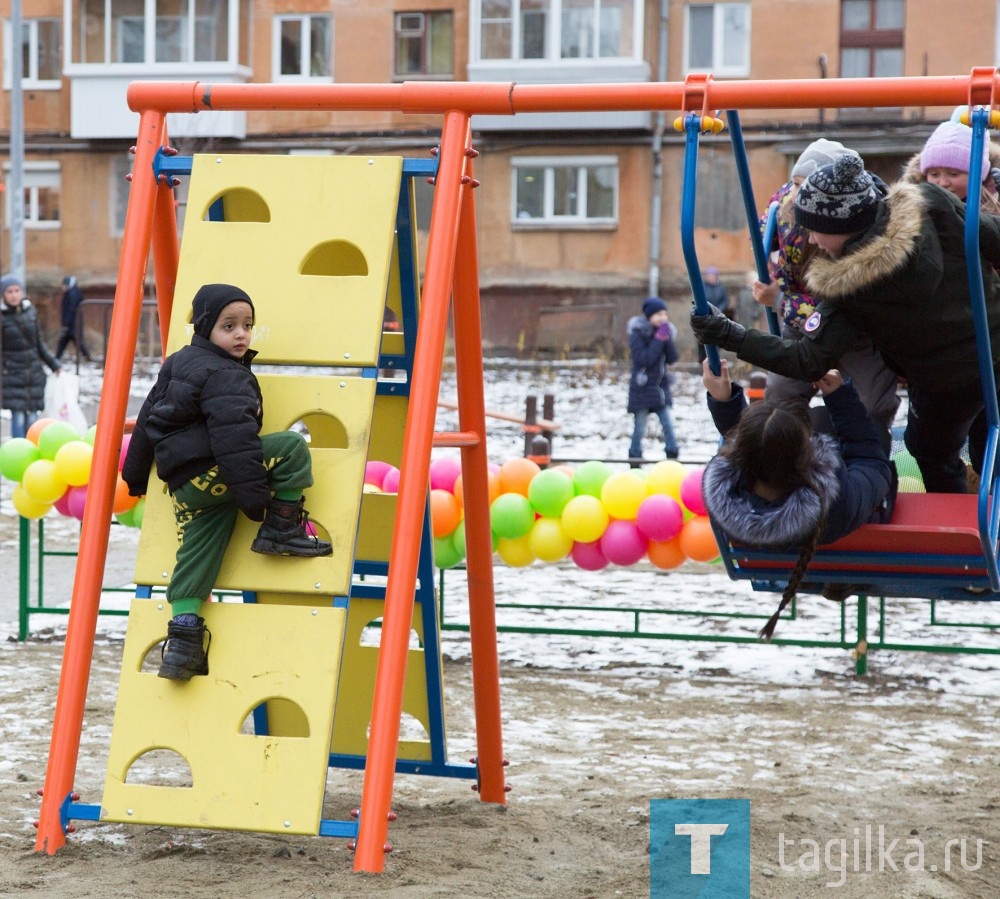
122;283;332;681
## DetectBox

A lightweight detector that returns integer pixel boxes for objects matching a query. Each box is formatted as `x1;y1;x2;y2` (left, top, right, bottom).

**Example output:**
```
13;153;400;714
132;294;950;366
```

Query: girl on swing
701;358;896;638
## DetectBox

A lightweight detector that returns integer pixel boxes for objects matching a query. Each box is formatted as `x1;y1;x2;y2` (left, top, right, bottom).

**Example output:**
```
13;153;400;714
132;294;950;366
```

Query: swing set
31;70;1000;874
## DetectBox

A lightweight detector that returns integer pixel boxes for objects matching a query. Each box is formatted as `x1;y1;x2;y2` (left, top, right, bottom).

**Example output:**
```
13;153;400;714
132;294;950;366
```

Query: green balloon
573;460;613;498
433;533;464;569
490;492;534;540
0;437;40;482
38;421;80;461
83;425;98;447
527;468;575;518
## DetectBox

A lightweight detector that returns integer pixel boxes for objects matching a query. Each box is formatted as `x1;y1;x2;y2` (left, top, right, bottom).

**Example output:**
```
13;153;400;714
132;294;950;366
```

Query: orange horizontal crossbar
127;75;993;117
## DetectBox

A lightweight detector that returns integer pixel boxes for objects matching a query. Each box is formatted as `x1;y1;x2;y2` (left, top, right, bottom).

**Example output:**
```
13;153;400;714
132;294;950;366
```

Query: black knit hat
642;296;668;319
191;283;254;339
793;154;879;235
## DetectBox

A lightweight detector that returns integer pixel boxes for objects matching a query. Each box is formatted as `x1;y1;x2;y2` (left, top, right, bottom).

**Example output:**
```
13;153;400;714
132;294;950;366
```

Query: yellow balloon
496;535;535;568
646;460;687;500
561;494;609;543
527;516;573;563
21;458;68;504
600;471;647;520
12;483;52;519
54;440;93;487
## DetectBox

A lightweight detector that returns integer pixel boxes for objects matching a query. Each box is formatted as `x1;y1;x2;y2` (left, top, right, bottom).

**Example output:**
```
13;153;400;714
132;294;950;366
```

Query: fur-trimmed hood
804;181;926;299
702;433;842;548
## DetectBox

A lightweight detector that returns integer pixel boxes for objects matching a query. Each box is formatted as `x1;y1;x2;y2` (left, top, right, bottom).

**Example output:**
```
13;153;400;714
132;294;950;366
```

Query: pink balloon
636;494;684;542
430;456;462;493
680;467;707;516
571;540;609;571
118;433;131;471
67;485;88;521
54;490;74;517
382;466;401;494
600;519;648;566
365;460;392;488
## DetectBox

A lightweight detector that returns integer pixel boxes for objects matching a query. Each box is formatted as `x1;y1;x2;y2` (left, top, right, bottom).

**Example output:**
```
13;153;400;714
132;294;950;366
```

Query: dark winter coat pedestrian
626;315;679;414
1;295;60;414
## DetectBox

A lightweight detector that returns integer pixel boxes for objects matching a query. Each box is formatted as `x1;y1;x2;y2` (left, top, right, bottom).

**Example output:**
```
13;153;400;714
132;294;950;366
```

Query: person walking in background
703;266;732;319
55;275;91;362
627;296;680;464
1;274;61;439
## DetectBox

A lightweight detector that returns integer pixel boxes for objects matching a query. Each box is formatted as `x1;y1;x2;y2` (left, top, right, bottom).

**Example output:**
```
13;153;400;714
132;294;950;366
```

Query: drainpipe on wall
8;0;26;283
647;0;669;299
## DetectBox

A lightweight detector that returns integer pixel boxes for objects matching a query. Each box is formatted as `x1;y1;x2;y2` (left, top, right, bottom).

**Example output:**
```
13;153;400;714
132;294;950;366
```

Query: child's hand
702;357;733;401
751;280;779;307
814;369;844;395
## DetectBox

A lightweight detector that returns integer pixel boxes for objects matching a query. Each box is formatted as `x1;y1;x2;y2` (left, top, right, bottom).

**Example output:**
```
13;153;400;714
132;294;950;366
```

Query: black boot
158;616;210;680
251;497;333;557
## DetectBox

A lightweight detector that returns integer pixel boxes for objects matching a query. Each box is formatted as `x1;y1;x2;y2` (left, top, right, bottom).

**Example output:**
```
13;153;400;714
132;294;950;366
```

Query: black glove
690;303;747;352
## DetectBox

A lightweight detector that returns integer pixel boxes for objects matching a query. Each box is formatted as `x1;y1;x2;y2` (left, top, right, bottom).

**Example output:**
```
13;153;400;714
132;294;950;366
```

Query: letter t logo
674;823;729;874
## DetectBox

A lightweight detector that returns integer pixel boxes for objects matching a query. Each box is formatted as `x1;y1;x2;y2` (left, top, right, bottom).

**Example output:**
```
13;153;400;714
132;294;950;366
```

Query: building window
394;11;453;77
274;14;333;80
511;157;617;227
477;0;639;63
4;163;61;230
840;0;904;78
695;149;744;231
3;18;62;89
683;3;750;78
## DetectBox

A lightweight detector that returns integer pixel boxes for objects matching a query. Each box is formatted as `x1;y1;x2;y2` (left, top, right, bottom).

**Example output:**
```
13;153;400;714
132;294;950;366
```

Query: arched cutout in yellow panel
138;637;167;675
300;239;368;277
242;698;310;738
290;413;348;450
124;748;193;787
359;618;423;650
364;712;429;744
202;187;271;222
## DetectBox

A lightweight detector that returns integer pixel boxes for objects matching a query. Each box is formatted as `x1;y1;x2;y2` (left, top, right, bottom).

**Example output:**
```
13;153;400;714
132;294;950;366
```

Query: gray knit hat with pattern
793;154;879;235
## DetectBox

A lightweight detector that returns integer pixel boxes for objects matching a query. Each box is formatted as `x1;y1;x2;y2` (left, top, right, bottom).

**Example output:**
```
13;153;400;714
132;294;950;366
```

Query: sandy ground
2;579;1000;898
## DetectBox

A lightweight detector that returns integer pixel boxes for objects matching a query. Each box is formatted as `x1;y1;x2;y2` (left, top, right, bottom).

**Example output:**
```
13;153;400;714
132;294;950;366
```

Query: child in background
627;297;680;463
123;283;332;681
692;152;1000;494
752;139;899;453
701;358;895;638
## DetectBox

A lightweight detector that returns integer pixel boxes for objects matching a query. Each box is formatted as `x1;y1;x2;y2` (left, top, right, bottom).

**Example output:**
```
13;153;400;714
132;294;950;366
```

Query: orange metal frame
33;70;999;873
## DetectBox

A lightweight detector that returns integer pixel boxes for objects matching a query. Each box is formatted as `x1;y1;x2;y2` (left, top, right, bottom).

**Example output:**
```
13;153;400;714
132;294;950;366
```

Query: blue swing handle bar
728;109;781;337
683;112;779;379
965;108;1000;589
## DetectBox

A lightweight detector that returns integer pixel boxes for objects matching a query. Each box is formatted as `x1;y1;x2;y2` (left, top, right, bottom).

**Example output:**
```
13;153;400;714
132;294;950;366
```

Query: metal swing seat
683;105;1000;603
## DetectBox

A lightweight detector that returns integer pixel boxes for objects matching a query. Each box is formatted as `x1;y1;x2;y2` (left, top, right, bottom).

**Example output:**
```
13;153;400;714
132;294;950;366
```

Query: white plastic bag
44;372;89;434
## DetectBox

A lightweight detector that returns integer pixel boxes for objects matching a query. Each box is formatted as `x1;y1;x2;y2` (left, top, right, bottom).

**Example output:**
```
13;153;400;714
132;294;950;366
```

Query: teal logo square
650;798;750;898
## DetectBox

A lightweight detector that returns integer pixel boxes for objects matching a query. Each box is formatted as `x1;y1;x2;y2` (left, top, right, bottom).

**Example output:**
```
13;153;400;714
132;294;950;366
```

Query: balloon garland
364;457;720;571
0;420;143;527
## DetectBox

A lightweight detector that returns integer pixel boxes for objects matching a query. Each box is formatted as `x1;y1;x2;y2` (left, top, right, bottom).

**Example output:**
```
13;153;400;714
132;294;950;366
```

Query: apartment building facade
0;0;996;353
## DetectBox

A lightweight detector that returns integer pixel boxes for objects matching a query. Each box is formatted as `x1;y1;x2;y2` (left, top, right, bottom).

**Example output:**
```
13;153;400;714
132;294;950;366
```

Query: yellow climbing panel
107;153;406;834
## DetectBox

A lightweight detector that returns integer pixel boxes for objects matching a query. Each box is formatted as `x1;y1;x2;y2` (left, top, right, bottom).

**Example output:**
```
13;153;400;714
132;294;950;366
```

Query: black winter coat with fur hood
734;182;1000;392
122;336;270;521
703;380;895;549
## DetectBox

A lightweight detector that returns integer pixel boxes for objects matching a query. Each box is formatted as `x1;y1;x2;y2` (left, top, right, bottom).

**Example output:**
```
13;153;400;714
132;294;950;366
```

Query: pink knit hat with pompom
919;121;990;181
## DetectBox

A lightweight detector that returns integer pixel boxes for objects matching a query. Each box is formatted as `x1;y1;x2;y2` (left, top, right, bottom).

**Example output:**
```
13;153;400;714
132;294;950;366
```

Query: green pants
166;430;314;602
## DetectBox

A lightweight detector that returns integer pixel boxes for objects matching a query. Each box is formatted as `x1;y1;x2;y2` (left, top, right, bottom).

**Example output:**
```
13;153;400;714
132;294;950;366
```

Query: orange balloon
112;474;139;514
551;464;576;479
430;488;462;537
498;457;541;498
25;418;56;445
678;515;720;563
648;536;687;570
453;470;501;508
